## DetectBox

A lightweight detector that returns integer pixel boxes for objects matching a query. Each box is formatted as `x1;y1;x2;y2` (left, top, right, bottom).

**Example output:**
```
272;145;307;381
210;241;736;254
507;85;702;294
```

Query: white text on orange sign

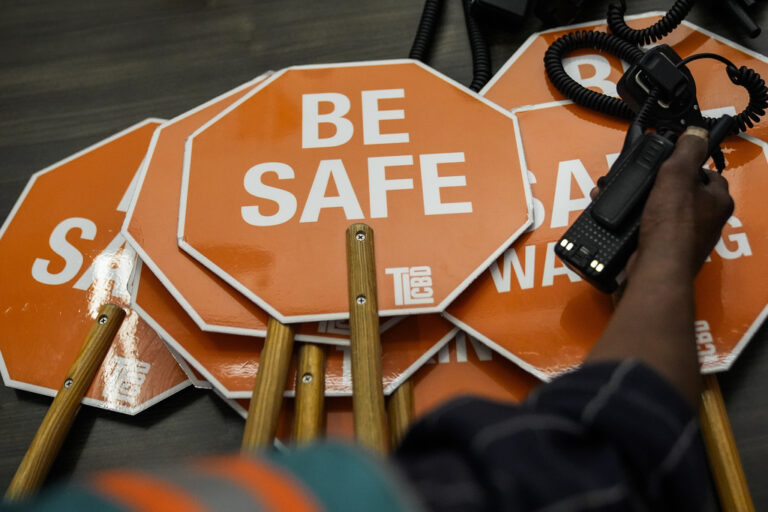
241;89;472;226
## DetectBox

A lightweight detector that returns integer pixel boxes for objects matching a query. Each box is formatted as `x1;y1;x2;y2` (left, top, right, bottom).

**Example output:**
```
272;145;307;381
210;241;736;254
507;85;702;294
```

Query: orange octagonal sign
122;75;394;344
459;13;768;378
0;120;190;414
179;60;532;322
448;102;768;379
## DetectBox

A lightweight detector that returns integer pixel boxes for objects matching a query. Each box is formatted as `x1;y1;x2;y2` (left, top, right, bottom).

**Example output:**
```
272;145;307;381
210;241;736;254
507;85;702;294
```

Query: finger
590;186;598;200
656;128;709;185
669;131;708;169
701;170;734;217
701;169;729;192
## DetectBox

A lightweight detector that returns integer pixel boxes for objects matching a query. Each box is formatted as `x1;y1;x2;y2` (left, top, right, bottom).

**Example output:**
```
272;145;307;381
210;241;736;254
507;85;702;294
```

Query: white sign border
130;260;457;398
178;58;534;323
0;119;191;415
121;76;272;338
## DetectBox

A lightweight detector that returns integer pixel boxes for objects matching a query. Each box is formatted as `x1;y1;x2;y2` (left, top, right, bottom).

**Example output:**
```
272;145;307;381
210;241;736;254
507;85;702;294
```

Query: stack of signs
446;13;768;380
61;57;531;436
6;13;763;439
1;57;536;433
118;60;534;420
129;262;459;399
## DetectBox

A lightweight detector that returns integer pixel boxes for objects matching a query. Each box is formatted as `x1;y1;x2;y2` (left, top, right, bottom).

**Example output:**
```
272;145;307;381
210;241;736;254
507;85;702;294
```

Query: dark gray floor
2;0;768;508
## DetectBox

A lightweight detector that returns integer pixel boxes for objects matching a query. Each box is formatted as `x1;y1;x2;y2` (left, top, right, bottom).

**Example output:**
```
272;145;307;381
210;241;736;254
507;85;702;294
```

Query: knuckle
714;173;730;191
725;194;735;216
677;134;709;160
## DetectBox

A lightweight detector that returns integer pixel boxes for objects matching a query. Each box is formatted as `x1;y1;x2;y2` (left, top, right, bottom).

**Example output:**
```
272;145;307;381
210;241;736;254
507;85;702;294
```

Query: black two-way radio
544;14;768;293
554;45;739;292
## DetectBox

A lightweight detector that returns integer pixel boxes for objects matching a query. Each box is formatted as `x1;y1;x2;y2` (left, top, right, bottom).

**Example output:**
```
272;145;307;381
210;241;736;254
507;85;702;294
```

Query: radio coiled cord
728;65;768;131
674;53;768;133
462;0;492;92
409;0;492;92
545;32;768;135
543;30;643;119
606;0;696;46
409;0;443;62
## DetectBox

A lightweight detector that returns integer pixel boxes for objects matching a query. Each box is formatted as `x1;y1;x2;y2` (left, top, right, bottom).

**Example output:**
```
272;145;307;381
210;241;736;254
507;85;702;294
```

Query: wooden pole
5;304;126;501
292;343;326;444
388;380;415;448
700;374;755;512
346;223;389;455
242;317;294;451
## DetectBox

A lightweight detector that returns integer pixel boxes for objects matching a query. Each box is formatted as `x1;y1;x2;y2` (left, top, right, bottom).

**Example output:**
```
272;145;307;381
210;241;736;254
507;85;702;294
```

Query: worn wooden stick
292;343;326;444
700;374;755;512
346;223;389;455
388;379;415;448
242;317;294;451
5;304;126;501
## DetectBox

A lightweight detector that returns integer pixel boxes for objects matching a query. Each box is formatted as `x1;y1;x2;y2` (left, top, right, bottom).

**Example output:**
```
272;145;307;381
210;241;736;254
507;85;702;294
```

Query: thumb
655;127;709;187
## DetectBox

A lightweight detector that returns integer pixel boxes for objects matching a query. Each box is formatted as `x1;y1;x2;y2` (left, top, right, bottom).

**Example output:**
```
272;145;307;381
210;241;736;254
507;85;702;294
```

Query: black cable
409;0;492;92
545;30;768;135
727;65;768;130
409;0;444;62
676;53;768;132
543;30;643;119
634;88;659;131
462;0;492;92
606;0;696;46
678;52;736;69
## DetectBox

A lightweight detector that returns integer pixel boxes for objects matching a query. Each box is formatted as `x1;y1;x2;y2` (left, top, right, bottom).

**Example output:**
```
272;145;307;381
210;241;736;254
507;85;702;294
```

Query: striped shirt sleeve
395;359;718;512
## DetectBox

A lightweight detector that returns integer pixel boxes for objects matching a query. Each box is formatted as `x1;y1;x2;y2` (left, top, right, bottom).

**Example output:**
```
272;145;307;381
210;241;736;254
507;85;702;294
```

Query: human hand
633;127;734;282
586;129;733;406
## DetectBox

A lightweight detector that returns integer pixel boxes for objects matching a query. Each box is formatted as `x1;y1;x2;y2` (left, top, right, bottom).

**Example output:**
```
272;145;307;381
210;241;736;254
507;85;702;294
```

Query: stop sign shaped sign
179;60;531;322
448;101;768;379
0;120;190;413
456;13;768;378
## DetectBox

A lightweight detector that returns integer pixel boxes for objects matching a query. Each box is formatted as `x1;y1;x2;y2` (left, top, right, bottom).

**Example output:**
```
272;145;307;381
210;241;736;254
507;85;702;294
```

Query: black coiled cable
728;65;768;131
462;0;492;92
634;88;659;131
543;30;643;120
409;0;492;92
606;0;696;46
677;54;768;133
409;0;444;62
545;32;768;135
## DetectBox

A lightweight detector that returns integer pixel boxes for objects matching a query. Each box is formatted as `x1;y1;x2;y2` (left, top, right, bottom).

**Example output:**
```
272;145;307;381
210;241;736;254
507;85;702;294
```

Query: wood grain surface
292;343;326;444
5;304;125;500
701;374;756;512
1;0;767;507
241;317;294;451
346;223;389;455
388;379;415;449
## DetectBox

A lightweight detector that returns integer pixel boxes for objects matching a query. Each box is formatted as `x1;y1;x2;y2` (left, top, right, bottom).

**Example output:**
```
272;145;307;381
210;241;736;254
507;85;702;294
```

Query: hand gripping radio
553;44;752;293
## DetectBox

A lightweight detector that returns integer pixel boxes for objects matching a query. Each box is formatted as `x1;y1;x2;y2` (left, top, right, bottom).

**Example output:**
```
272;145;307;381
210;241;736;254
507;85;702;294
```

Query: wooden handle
292;343;326;444
700;374;754;512
346;223;389;455
388;379;415;448
5;304;126;501
242;317;294;451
